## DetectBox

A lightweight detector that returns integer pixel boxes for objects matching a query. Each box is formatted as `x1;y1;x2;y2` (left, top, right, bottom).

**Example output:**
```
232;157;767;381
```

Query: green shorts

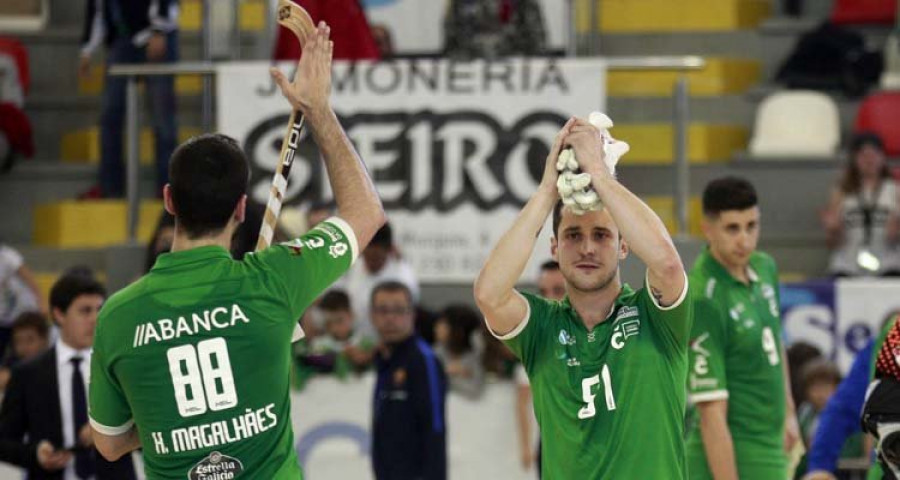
687;450;787;480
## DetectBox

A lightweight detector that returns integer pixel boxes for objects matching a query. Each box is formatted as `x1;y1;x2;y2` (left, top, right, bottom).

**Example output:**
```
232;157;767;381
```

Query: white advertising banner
217;58;607;282
291;373;534;480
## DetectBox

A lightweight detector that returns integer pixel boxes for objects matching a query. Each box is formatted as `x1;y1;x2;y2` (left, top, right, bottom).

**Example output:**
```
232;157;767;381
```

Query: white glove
556;112;630;214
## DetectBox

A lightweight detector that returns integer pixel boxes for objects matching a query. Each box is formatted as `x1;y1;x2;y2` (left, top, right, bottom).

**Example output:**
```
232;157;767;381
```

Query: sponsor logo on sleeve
329;242;348;259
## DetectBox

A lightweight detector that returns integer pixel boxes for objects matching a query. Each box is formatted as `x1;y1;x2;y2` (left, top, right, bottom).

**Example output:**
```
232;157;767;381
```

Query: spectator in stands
797;360;842;446
787;342;824;407
371;281;446;480
0;243;43;357
433;305;485;399
273;0;380;61
371;24;395;59
0;37;34;173
305;289;375;376
342;222;420;335
79;0;179;198
0;311;50;391
444;0;546;60
822;132;900;277
0;272;136;479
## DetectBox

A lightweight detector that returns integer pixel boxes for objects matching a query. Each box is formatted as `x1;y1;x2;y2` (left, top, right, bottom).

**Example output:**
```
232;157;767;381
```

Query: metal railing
108;56;705;242
108;62;216;242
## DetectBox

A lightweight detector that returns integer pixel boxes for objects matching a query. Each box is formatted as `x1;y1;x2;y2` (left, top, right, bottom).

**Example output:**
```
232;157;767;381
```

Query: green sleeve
641;271;693;349
491;291;552;376
686;296;729;404
249;217;359;320
88;323;134;436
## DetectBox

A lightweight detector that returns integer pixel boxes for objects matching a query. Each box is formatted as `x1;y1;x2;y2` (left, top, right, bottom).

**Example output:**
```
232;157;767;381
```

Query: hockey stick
256;0;317;250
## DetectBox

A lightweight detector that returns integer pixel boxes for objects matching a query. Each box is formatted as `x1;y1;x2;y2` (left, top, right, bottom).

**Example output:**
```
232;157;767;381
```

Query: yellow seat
33;200;164;248
61;127;202;165
179;0;266;32
644;196;703;236
575;0;770;33
613;124;747;164
608;58;761;97
78;68;204;97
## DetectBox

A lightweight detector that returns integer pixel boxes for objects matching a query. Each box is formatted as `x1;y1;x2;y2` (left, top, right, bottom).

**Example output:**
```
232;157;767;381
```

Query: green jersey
499;277;692;479
89;218;358;480
686;249;787;479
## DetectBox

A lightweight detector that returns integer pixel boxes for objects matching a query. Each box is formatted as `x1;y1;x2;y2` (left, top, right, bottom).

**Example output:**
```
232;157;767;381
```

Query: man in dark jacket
79;0;179;198
371;281;447;480
0;272;136;479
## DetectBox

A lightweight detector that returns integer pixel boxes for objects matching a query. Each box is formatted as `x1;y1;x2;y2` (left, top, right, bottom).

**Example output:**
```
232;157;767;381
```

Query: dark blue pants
100;32;178;198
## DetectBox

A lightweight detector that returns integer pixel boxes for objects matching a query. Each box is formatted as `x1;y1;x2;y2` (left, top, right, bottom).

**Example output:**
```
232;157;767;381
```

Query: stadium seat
593;0;770;33
831;0;896;25
882;34;900;90
855;92;900;156
748;91;840;158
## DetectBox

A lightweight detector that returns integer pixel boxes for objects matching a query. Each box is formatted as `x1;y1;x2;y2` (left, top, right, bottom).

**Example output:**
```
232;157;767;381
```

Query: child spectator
798;360;842;444
433;304;485;399
304;290;375;378
0;243;43;357
0;311;50;390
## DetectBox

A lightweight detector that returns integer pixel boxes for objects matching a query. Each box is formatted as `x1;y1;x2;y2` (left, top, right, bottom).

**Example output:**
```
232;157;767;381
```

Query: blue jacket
806;341;873;473
373;335;447;480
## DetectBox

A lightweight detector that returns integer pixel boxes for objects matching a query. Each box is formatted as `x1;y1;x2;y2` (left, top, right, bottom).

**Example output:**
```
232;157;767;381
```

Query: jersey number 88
166;337;239;417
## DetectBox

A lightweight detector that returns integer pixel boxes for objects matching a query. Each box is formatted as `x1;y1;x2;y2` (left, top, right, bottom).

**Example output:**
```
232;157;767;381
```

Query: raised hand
564;117;609;179
540;117;576;194
270;21;334;114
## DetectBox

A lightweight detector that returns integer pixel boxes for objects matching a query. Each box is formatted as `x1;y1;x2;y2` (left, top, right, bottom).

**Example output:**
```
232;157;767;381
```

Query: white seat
748;90;841;158
881;33;900;90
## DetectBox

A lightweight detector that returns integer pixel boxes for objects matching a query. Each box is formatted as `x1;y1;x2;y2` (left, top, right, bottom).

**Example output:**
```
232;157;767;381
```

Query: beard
562;264;619;294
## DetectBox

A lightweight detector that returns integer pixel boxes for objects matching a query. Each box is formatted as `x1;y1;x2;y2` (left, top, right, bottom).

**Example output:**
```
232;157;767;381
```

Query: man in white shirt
341;222;420;335
0;272;135;480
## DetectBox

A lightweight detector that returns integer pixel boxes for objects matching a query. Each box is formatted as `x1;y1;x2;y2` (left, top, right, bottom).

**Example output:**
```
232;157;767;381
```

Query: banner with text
217;58;606;282
781;279;900;372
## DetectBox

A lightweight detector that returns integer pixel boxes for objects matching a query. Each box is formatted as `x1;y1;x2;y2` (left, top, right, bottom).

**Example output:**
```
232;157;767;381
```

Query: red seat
855;92;900;156
831;0;897;25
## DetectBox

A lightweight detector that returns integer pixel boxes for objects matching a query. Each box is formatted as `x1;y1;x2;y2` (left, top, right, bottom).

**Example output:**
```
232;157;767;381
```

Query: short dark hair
850;131;885;154
319;289;351;312
801;359;841;391
369;222;393;249
11;311;49;338
540;260;560;272
552;200;566;237
371;280;412;308
437;304;482;355
702;177;758;217
49;273;106;314
169;134;249;238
